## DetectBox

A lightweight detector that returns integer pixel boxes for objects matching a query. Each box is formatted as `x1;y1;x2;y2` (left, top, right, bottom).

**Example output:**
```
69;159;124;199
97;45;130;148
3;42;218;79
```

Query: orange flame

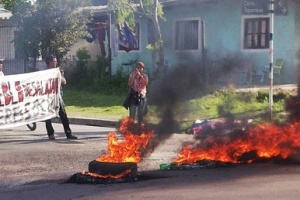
83;169;132;179
175;121;300;165
96;117;154;163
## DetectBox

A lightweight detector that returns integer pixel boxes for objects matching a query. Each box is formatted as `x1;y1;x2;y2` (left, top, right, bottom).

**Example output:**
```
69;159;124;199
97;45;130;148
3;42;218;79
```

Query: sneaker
66;134;78;139
48;135;55;140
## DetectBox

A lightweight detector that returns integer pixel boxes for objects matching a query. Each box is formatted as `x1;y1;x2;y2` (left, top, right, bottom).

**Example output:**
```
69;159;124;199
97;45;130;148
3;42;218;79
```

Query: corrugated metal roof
0;7;12;19
162;0;217;7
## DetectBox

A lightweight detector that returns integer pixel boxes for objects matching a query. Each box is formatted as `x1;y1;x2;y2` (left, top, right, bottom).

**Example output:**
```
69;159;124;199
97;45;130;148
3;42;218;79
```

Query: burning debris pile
159;96;300;171
68;117;154;184
174;121;300;164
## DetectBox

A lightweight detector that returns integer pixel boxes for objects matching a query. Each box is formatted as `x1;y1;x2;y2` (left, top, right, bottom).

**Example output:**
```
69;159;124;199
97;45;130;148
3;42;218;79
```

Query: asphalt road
1;121;300;200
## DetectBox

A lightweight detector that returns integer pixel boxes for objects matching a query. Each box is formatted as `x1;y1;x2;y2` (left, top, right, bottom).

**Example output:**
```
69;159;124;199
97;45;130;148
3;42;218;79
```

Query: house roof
0;7;12;20
85;0;217;11
84;0;217;17
162;0;217;7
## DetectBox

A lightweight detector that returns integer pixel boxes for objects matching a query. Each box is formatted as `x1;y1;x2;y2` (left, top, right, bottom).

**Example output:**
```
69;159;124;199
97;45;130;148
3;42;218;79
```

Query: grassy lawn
62;88;128;120
62;86;293;129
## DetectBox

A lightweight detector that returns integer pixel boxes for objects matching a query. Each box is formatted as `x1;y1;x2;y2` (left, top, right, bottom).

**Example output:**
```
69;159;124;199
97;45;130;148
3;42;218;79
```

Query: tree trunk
152;0;164;78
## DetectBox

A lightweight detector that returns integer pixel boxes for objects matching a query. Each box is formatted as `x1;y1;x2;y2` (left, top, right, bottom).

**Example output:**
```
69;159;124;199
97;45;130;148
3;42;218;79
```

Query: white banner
0;68;61;129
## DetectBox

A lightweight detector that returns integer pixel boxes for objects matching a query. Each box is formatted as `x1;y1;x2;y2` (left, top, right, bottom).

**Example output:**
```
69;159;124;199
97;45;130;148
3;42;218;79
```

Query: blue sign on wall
242;0;288;15
275;0;288;15
242;0;268;15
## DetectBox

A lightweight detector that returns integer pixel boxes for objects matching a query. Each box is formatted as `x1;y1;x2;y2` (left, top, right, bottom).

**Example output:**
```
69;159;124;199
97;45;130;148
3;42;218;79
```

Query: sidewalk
235;83;298;92
52;117;119;127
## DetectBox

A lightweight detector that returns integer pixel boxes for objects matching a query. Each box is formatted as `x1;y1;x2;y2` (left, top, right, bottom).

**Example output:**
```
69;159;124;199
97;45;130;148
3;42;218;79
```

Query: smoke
145;48;300;164
285;48;300;121
148;53;244;135
148;62;204;134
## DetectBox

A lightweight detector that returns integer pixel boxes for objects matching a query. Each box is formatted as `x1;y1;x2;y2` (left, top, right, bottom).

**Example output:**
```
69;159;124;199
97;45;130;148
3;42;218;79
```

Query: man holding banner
0;59;62;130
44;55;77;140
0;56;77;140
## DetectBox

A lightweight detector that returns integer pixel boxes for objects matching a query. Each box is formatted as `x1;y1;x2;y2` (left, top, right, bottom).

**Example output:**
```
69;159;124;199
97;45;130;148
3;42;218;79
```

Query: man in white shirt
0;60;4;76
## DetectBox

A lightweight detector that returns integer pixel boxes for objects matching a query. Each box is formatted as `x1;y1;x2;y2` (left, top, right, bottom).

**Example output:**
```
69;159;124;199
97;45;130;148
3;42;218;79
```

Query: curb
52;117;118;128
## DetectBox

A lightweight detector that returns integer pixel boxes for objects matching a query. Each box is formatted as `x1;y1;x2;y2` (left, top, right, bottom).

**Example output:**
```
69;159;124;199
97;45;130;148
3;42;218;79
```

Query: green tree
9;0;91;66
108;0;167;78
0;0;29;11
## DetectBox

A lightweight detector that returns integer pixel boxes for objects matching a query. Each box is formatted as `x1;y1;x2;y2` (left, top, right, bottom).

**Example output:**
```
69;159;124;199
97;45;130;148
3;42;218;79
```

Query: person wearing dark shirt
45;55;77;140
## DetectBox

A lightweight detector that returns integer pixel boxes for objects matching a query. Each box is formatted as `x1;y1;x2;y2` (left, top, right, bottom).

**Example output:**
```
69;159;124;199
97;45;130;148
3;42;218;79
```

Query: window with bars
244;18;269;49
174;20;199;50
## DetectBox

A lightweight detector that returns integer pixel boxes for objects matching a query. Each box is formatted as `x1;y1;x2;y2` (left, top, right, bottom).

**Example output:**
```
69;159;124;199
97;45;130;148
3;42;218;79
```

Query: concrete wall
68;18;153;76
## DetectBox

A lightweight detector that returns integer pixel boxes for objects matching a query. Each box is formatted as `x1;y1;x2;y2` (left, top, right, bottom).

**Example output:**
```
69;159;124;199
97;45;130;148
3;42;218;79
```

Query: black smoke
285;48;300;121
147;53;244;136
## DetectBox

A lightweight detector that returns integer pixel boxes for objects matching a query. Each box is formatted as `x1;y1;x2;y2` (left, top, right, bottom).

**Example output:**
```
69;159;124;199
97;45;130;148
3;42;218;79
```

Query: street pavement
0;84;300;200
0;121;300;200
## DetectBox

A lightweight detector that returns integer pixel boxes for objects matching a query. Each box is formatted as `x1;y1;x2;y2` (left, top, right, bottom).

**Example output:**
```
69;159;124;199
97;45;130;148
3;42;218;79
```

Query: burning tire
88;160;137;180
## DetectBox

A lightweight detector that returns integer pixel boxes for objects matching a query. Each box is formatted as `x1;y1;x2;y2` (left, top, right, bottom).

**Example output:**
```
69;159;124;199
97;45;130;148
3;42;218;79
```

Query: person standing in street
128;61;149;123
0;60;4;76
45;55;77;140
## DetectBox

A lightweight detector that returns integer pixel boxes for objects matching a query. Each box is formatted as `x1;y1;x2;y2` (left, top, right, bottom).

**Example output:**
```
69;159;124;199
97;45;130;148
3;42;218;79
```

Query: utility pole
108;12;112;76
269;0;275;119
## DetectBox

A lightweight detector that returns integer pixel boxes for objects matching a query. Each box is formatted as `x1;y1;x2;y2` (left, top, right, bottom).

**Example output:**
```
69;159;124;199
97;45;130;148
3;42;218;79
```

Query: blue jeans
129;97;146;123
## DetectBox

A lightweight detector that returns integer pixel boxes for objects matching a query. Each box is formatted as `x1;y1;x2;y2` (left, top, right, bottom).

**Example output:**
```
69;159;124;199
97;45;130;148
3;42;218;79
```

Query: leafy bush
256;89;290;103
67;48;129;95
68;47;90;86
90;66;129;95
256;90;269;102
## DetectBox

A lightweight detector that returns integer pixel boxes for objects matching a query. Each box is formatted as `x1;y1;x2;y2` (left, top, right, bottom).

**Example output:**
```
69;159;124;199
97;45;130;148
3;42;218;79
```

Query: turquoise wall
110;0;300;84
160;0;299;83
293;1;300;82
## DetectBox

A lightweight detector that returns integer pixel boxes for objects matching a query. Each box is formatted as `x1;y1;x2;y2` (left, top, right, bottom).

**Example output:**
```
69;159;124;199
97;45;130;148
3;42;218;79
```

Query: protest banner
0;68;61;129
